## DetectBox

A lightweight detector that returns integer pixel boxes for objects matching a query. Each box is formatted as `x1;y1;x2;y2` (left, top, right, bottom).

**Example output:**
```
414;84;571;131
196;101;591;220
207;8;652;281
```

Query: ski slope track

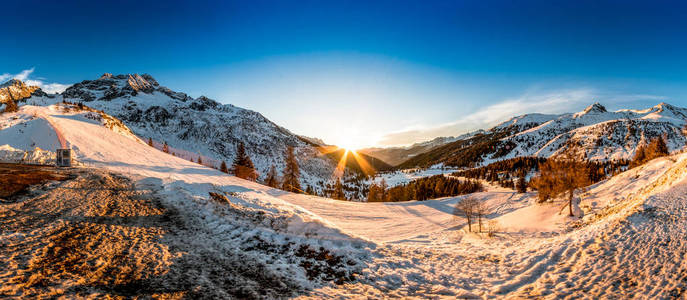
1;105;686;298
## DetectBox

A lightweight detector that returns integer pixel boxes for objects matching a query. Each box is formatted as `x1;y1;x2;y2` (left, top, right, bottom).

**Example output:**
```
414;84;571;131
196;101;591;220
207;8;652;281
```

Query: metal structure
56;149;71;167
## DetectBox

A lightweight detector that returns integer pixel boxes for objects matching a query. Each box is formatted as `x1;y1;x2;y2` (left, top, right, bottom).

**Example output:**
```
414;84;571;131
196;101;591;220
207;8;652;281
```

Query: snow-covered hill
501;102;687;160
399;102;687;168
22;74;342;189
3;103;687;298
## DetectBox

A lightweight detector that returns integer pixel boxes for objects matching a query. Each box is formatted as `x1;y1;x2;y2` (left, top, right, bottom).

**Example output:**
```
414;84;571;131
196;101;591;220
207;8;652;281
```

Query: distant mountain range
358;132;482;166
4;74;686;178
396;102;687;169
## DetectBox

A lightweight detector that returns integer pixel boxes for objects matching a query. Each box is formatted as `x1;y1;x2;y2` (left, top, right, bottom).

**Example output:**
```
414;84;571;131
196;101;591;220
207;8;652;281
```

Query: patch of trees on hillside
452;156;629;192
531;158;590;216
397;130;515;169
367;175;482;202
452;157;546;191
629;137;669;168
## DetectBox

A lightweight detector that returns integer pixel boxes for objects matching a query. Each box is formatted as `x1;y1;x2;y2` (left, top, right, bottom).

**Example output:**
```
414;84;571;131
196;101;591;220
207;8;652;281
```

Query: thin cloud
1;68;71;93
378;88;666;147
14;68;34;81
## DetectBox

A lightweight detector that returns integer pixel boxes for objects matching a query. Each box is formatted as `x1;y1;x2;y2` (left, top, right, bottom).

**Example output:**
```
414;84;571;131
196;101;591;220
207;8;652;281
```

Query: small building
56;149;71;167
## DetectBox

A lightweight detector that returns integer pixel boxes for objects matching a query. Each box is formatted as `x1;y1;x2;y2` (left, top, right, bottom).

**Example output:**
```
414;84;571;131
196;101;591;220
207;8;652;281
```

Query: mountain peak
0;79;42;103
126;74;155;92
583;102;607;114
0;79;27;88
654;102;676;110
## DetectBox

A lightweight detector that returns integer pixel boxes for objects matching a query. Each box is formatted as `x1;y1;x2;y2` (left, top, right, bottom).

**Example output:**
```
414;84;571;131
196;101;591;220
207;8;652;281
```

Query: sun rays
318;145;377;179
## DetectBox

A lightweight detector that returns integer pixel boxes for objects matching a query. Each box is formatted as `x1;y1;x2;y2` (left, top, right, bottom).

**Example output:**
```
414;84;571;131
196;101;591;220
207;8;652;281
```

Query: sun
336;138;362;152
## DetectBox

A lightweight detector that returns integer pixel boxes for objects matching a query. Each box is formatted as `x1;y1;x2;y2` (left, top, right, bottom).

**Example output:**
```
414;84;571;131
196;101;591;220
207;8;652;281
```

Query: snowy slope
2;105;359;241
3;104;687;298
22;74;340;190
501;102;687;161
401;102;687;168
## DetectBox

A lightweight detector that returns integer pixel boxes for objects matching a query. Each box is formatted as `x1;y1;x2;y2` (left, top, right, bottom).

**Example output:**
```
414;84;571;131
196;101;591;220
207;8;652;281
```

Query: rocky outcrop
0;79;42;104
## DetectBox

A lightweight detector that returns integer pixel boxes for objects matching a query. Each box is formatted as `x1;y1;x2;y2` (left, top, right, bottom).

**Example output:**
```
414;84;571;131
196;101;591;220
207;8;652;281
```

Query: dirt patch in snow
0;168;307;299
0;163;72;200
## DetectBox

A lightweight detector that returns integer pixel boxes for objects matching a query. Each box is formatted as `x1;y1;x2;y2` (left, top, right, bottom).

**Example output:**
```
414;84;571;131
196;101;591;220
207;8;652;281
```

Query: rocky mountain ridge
0;79;48;104
398;102;687;168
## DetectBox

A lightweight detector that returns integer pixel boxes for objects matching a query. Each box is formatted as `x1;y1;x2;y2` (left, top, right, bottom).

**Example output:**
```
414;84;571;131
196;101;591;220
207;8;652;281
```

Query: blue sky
2;0;687;147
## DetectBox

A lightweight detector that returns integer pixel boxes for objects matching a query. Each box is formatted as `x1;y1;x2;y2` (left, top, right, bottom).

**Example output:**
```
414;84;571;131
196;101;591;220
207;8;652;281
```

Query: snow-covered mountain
21;74;345;188
399;102;687;168
359;131;483;166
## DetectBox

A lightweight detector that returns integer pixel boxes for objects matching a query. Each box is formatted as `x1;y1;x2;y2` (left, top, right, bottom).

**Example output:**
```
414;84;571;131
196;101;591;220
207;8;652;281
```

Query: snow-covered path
513;177;687;298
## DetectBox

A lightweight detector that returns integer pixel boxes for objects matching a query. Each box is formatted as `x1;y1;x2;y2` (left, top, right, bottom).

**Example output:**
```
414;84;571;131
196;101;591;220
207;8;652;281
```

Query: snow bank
0;114;61;151
0;144;55;165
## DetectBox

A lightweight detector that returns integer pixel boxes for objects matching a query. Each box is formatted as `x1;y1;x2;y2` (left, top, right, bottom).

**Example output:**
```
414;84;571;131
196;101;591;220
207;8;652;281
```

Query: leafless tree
487;220;500;237
454;196;478;232
474;200;489;233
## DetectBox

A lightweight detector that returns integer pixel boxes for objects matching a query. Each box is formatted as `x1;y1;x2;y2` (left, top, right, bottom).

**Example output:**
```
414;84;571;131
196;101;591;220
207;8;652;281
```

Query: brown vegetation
3;99;18;113
629;137;669;168
0;163;71;199
531;157;590;216
281;146;301;193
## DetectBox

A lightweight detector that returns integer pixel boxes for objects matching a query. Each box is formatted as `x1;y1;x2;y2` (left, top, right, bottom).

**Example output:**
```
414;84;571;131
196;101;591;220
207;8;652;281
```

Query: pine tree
532;157;590;216
231;142;258;181
631;137;669;168
367;182;380;202
649;137;669;157
281;146;301;193
379;179;388;202
516;175;527;193
3;99;18;113
162;141;169;153
197;156;203;165
265;165;280;188
220;161;228;173
147;137;153;147
333;178;345;200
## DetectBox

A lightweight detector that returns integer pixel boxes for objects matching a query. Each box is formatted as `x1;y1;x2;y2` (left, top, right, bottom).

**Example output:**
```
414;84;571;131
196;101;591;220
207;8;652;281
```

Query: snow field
3;105;687;298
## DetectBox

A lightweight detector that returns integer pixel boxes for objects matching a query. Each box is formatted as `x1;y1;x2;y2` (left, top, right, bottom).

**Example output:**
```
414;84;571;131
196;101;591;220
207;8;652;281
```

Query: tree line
452;156;630;193
367;175;483;202
629;137;669;168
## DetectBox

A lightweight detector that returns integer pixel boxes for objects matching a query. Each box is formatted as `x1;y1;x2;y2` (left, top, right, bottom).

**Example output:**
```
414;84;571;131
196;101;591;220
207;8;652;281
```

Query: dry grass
0;163;71;198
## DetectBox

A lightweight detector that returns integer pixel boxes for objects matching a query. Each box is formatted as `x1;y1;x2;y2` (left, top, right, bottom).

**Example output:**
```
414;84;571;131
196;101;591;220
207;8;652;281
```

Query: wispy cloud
1;68;70;93
378;88;666;147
